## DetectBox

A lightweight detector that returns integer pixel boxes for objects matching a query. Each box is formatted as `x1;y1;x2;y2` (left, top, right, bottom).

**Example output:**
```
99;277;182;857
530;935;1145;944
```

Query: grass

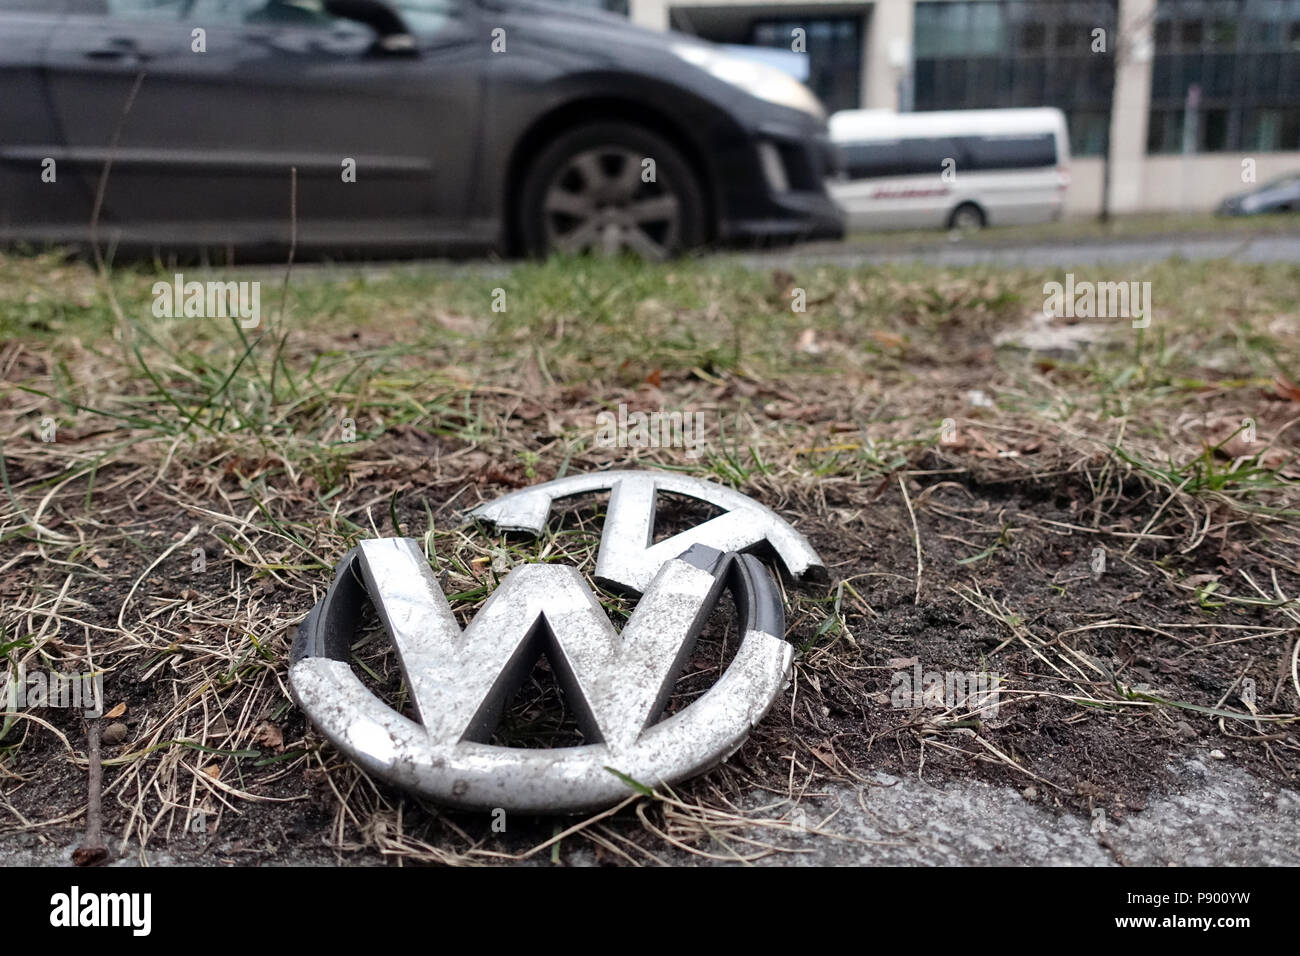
0;246;1298;864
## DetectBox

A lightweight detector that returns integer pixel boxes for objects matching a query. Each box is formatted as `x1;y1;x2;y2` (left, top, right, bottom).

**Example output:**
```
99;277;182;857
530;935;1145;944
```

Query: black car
0;0;844;259
1217;172;1300;217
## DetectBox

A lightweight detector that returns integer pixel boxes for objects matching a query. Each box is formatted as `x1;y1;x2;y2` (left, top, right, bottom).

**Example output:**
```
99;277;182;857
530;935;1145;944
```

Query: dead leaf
103;701;126;719
870;329;905;351
253;721;284;752
809;743;839;772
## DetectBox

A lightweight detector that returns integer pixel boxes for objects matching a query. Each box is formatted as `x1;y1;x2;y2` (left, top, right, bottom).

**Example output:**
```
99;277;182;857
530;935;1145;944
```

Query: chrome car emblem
290;471;823;813
469;469;824;594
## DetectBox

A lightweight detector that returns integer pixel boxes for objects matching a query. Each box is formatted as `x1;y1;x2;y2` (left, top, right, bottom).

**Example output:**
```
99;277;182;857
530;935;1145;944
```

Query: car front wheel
519;122;706;260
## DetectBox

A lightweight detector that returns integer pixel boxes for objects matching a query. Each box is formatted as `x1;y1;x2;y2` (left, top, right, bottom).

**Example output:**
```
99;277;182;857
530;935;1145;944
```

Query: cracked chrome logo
290;471;823;813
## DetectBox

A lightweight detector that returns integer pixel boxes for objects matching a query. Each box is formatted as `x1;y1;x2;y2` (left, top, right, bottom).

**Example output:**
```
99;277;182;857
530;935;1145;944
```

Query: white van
828;108;1071;231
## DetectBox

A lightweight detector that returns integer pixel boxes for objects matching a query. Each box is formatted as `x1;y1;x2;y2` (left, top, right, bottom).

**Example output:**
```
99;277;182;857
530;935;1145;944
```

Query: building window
1148;109;1185;152
912;1;1117;156
750;17;862;114
1149;0;1300;153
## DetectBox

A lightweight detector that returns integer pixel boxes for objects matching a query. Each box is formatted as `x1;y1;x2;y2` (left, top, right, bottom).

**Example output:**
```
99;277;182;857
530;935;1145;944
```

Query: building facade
618;0;1300;216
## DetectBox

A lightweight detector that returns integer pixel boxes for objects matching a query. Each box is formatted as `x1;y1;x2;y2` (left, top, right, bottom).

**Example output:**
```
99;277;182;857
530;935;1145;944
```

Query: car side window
251;1;465;33
72;0;465;34
240;1;463;35
0;0;66;12
392;0;462;34
242;0;336;26
95;0;248;23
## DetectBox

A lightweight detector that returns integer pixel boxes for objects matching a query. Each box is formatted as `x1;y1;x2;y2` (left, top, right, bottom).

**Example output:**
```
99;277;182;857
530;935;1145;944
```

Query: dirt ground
1;251;1297;864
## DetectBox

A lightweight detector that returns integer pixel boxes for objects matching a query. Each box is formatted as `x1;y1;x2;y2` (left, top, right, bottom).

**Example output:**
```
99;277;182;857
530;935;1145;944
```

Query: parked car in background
0;0;843;260
828;107;1071;232
1217;173;1300;217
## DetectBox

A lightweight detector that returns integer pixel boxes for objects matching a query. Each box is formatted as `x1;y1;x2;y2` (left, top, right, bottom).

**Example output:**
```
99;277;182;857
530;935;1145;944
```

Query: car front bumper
710;120;846;244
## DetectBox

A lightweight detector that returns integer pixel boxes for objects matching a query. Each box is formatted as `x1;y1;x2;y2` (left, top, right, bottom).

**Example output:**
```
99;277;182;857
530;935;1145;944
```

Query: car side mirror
323;0;417;54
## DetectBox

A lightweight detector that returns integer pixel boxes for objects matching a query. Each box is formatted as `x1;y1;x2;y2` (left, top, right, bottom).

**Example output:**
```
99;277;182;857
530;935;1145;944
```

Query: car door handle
85;38;151;61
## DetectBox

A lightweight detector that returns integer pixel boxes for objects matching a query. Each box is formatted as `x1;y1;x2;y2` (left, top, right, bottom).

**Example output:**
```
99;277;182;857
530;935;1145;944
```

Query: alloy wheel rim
542;146;682;259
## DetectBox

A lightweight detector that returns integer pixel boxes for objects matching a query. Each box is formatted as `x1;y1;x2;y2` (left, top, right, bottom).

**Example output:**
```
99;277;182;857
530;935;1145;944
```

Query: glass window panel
1156;109;1187;151
968;2;1005;55
919;1;970;57
1054;20;1085;51
1245;107;1283;147
914;2;1116;123
963;132;1059;169
914;58;938;103
1153;54;1179;97
1019;20;1047;52
1203;107;1231;147
751;17;860;113
104;0;187;17
1012;56;1046;103
1207;51;1240;93
392;0;463;33
1282;110;1300;148
1256;51;1283;86
1070;111;1111;155
969;57;1000;97
1208;19;1238;46
1282;51;1300;91
1249;0;1284;45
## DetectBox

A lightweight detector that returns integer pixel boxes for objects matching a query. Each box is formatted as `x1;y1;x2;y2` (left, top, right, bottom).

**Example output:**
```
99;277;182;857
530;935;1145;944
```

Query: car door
0;1;74;240
42;0;483;251
43;0;300;246
233;0;485;249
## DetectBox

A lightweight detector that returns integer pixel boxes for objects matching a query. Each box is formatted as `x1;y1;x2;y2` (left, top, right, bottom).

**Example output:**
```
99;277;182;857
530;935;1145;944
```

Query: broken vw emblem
290;471;823;813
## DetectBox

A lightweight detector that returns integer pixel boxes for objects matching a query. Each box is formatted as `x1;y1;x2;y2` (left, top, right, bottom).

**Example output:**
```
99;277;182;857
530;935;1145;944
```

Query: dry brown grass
1;250;1298;864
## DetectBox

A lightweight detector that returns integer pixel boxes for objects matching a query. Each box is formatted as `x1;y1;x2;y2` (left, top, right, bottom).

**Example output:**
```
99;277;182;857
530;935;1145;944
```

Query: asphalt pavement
739;231;1300;269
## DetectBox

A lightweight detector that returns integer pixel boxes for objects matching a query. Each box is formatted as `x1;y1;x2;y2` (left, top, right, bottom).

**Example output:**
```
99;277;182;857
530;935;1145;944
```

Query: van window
843;137;960;179
843;130;1058;180
961;133;1058;170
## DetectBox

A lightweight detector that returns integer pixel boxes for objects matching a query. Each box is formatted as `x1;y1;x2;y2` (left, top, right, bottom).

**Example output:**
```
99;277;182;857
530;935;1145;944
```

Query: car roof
829;108;1067;142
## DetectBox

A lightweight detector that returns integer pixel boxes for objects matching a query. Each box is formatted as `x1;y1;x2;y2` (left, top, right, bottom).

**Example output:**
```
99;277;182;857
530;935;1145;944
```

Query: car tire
947;202;986;231
518;122;707;260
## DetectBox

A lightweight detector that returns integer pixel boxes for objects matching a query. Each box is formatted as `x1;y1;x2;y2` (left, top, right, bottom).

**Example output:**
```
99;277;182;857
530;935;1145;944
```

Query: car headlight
672;43;825;119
